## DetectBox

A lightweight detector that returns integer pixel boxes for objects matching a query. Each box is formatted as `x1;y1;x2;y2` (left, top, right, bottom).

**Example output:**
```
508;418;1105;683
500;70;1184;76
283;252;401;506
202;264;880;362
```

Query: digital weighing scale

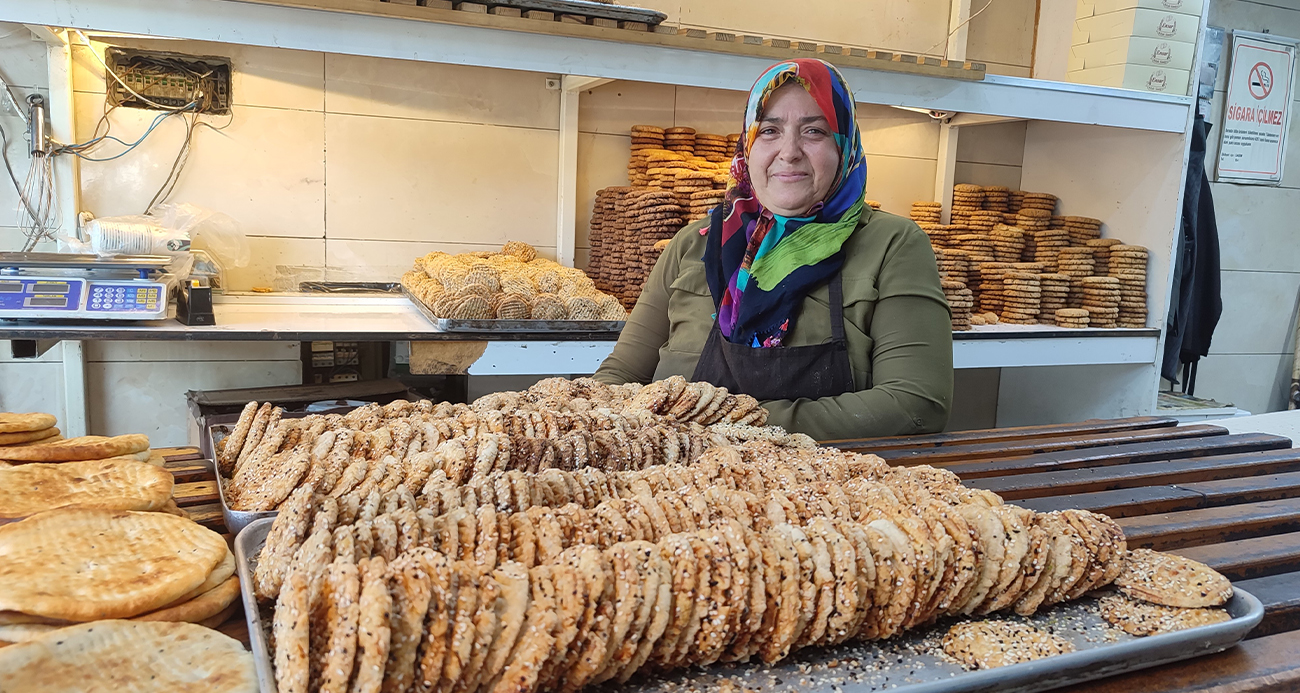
0;252;175;321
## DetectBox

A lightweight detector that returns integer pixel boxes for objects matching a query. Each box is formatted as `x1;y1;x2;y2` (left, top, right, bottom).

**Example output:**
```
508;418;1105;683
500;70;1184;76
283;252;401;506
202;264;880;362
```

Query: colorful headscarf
702;58;867;347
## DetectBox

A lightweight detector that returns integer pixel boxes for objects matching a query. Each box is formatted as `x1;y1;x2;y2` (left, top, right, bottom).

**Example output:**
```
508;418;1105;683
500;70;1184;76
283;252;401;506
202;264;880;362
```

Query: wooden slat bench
838;415;1300;693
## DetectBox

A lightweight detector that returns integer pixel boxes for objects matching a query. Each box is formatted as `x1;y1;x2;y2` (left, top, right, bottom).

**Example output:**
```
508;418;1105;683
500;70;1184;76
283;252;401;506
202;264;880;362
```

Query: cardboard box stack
1068;0;1204;95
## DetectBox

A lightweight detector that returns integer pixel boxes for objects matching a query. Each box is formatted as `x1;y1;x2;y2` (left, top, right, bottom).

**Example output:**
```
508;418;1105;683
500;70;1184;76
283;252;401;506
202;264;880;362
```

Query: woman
594;59;952;441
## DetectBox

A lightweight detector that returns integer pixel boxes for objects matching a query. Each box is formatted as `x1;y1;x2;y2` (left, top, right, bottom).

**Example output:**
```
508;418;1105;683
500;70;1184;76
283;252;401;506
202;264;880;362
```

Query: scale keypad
88;285;162;312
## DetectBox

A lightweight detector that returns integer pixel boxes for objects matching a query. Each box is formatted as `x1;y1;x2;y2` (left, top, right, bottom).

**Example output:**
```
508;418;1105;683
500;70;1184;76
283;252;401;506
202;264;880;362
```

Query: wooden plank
1014;486;1207;518
155;445;200;457
489;5;521;17
164;460;213;484
826;416;1179;451
865;425;1233;466
1183;472;1300;507
1015;471;1300;518
940;433;1288;480
184;502;225;532
173;480;219;506
1117;498;1300;551
522;8;552;20
591;16;617;28
1236;572;1300;640
1054;628;1300;693
1172;532;1300;582
971;449;1300;500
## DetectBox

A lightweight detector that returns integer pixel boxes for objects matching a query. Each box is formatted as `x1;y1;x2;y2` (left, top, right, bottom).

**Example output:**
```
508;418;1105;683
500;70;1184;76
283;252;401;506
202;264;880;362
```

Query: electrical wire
75;31;198;112
927;0;996;60
144;111;196;212
54;103;196;161
0;123;42;229
0;69;28;126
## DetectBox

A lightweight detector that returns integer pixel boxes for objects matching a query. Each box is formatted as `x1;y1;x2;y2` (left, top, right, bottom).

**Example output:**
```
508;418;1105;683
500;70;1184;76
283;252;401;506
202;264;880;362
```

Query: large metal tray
215;460;277;536
234;518;278;693
489;0;666;23
402;286;626;333
208;415;307;535
208;400;403;534
234;517;1264;693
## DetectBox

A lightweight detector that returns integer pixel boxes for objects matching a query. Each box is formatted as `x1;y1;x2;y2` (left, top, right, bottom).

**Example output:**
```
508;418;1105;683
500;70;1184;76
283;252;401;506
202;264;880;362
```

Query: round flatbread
0;459;174;522
0;509;228;621
0;413;56;435
0;620;255;691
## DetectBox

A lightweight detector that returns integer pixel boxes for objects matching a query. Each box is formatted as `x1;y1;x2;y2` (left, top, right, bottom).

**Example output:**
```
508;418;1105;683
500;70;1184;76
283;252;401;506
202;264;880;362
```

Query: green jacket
593;207;954;441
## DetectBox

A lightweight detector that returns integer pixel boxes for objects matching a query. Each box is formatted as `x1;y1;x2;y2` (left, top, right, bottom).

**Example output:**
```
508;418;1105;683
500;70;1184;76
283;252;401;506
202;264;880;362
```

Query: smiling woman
594;59;953;441
748;84;840;216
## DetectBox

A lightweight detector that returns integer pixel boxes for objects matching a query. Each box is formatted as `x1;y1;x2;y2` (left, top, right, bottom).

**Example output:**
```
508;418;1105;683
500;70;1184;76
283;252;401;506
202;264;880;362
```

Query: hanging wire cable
54;103;195;162
926;0;996;61
0;123;42;232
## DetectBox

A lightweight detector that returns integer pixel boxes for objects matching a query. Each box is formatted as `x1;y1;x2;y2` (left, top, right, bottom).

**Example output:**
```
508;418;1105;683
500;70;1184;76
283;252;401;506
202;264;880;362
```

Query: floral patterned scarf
703;58;867;347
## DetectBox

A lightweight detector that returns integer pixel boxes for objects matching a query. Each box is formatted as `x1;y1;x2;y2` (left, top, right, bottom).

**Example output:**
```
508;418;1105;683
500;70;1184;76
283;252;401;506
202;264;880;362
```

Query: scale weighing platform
0;252;174;321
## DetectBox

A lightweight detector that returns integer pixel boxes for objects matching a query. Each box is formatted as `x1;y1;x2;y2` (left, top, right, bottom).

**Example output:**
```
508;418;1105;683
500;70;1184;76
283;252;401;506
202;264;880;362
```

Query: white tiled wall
954;120;1027;191
1184;0;1300;415
3;19;1032;292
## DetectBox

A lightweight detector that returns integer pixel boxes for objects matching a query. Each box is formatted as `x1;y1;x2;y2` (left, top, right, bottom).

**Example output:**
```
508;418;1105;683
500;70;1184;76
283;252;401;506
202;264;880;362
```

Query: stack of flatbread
0;459;179;524
0;620;256;692
0;509;239;646
0;423;154;467
0;413;61;466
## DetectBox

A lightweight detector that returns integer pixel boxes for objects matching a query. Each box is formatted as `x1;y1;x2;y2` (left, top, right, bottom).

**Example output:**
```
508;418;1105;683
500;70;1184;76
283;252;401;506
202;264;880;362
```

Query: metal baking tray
234;518;278;693
208;414;310;535
208;399;401;534
402;286;626;333
235;517;1263;693
489;0;666;23
216;462;277;536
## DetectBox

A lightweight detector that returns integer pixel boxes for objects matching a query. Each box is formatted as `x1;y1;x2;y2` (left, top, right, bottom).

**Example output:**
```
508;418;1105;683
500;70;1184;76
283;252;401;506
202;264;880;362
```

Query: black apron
692;210;856;401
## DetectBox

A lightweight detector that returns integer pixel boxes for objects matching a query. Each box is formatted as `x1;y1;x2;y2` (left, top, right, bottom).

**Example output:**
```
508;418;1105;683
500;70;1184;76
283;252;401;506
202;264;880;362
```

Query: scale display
0;276;169;320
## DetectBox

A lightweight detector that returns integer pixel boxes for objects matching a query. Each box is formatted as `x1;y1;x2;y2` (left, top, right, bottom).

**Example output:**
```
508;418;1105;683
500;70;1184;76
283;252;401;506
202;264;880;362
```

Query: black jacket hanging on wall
1161;114;1223;384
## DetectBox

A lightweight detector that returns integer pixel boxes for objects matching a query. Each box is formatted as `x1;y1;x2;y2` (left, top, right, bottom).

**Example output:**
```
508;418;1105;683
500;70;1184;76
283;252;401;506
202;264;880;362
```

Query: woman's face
747;82;841;217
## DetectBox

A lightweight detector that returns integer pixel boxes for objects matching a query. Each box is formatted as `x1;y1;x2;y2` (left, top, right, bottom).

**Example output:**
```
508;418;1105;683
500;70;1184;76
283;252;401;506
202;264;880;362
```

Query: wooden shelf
1;0;1191;133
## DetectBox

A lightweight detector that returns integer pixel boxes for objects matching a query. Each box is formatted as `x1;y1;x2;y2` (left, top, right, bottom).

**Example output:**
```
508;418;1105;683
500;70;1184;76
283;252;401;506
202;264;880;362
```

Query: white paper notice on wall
1216;32;1298;185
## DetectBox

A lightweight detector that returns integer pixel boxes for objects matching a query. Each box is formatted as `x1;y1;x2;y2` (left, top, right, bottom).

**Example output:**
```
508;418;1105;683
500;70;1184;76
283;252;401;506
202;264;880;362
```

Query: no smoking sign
1250;62;1273;99
1218;33;1296;183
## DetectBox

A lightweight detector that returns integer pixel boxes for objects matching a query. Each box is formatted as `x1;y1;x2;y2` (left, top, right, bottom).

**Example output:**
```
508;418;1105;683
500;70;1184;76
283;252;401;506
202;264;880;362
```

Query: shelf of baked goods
582;125;1162;360
6;0;1192;133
